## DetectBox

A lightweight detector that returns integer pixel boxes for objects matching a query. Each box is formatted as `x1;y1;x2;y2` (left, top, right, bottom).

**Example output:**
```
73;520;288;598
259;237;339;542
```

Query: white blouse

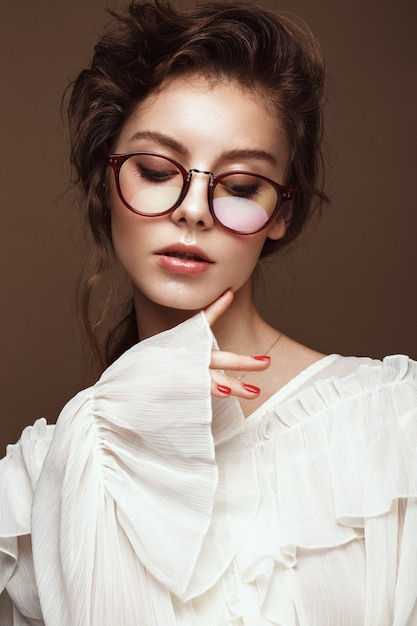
0;313;416;626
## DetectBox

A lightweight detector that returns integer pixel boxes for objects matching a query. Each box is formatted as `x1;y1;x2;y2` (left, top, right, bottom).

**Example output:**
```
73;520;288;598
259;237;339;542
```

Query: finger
204;289;234;327
210;350;271;372
211;381;233;398
210;371;262;399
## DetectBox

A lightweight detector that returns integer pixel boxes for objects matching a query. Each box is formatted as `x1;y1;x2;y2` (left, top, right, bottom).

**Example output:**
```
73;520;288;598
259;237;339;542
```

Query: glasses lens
212;173;279;234
119;154;183;214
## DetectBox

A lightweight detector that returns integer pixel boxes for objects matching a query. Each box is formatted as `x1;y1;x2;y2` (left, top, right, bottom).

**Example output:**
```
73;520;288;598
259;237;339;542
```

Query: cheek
111;204;129;247
111;204;144;267
222;234;268;278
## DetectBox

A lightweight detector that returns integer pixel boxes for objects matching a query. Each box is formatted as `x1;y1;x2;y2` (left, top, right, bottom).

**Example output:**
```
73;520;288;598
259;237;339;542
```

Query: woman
1;1;416;624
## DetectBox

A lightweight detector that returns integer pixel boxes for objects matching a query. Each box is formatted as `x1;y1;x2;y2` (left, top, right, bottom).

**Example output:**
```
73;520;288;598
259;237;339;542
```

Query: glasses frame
107;152;294;235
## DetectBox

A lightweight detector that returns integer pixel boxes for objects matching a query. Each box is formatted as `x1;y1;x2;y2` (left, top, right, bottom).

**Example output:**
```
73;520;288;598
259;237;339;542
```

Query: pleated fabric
0;312;416;625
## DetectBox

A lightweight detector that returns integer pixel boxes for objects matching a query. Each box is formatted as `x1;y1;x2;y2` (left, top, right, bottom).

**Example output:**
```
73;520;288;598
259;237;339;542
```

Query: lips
156;244;213;263
155;244;213;275
165;251;206;261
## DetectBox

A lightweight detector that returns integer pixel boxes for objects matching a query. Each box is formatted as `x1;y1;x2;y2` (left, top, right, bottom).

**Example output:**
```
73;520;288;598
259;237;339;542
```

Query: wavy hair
67;0;327;374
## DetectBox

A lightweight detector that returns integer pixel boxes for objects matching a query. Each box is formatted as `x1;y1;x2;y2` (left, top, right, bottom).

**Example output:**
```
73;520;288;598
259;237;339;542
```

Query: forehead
117;74;289;163
147;72;279;114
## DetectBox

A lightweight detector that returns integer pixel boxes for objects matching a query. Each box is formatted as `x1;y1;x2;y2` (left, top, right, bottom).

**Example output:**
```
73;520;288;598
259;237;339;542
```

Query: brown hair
67;0;327;374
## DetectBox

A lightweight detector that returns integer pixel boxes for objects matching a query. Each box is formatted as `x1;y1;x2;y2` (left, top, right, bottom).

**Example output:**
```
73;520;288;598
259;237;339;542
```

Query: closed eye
220;181;261;198
135;166;179;183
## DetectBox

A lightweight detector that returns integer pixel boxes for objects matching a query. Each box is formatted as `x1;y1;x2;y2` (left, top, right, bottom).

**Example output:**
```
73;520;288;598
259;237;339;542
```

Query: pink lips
155;244;213;275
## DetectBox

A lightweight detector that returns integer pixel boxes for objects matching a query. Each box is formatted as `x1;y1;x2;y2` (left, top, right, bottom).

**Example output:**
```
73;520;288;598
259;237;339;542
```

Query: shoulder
279;331;416;395
316;354;417;436
250;354;417;522
327;352;416;379
322;355;417;521
318;353;417;405
272;354;417;477
292;352;416;399
252;352;417;428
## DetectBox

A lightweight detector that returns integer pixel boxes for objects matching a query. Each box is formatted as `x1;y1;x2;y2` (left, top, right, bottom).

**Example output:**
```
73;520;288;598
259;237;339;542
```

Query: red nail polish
217;384;232;395
243;383;261;394
253;355;271;361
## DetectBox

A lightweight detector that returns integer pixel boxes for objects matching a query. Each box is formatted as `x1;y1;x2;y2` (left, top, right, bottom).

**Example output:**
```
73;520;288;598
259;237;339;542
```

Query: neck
210;284;267;352
133;295;198;340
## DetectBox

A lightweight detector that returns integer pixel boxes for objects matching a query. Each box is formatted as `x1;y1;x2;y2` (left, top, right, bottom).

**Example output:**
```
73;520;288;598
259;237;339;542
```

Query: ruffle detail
0;419;53;625
27;313;259;626
230;354;417;625
257;354;417;524
0;419;53;537
0;419;53;589
2;338;416;625
183;394;259;601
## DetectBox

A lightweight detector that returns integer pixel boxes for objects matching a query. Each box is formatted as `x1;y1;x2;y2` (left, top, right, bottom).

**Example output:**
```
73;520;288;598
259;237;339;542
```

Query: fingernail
217;384;232;395
253;355;271;361
243;383;261;394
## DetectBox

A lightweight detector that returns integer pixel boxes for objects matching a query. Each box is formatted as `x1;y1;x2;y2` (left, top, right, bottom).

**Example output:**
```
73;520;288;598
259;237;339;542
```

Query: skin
110;74;323;415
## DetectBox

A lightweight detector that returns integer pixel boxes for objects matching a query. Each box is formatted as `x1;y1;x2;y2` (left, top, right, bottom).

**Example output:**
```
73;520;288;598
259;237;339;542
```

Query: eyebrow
128;131;279;167
129;131;188;155
220;148;278;167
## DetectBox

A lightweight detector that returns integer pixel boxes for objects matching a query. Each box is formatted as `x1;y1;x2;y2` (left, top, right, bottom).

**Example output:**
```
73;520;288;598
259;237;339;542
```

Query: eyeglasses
107;152;293;235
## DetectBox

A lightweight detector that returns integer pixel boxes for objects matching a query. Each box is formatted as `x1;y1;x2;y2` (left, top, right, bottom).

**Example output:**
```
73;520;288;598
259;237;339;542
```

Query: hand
204;290;271;399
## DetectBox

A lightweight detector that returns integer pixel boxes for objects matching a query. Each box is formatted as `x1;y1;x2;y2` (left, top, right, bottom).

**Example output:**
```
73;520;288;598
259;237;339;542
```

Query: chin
138;286;216;315
160;295;211;313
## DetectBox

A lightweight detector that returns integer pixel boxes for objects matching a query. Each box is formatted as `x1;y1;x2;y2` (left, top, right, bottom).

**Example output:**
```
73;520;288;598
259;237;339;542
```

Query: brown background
1;0;416;454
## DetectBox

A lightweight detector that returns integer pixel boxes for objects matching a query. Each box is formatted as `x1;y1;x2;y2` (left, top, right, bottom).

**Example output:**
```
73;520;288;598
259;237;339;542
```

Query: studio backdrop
1;0;416;453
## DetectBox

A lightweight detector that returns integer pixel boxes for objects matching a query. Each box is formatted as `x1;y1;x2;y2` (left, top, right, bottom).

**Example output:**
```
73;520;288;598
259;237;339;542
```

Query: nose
170;169;215;230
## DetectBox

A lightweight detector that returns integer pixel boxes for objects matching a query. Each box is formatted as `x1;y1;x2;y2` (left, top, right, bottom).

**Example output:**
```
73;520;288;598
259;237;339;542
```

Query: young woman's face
110;74;290;313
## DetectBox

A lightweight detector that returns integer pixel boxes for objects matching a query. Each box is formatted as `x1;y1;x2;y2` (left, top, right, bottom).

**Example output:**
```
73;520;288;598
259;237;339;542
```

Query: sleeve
30;312;222;626
327;355;417;625
0;418;53;625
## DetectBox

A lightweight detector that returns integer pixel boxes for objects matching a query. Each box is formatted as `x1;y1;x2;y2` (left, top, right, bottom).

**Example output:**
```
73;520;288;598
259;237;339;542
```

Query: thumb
204;289;234;327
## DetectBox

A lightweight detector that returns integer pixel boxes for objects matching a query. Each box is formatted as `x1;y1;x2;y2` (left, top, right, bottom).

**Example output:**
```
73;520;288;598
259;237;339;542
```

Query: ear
265;201;293;241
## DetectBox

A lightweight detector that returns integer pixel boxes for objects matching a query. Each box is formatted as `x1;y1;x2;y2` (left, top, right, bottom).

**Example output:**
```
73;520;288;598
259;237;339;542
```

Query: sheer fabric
1;313;416;625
